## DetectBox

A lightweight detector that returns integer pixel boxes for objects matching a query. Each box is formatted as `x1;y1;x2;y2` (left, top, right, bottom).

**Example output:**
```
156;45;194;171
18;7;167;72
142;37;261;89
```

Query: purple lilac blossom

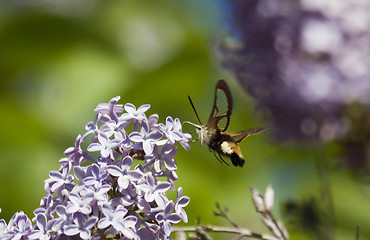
0;96;191;240
121;103;151;131
129;121;165;155
223;0;370;142
155;201;182;238
175;187;190;223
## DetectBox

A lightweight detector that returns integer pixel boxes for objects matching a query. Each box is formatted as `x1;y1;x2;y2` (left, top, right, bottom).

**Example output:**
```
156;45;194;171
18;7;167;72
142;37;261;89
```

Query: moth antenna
188;95;202;125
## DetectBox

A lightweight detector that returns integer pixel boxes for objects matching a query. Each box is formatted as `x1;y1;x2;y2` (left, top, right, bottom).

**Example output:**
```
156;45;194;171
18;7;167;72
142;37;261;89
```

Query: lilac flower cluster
0;96;191;240
222;0;370;142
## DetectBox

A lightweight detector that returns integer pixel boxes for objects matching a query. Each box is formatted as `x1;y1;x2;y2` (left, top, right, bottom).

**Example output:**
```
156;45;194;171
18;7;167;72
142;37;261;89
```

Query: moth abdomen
231;152;245;167
219;139;245;167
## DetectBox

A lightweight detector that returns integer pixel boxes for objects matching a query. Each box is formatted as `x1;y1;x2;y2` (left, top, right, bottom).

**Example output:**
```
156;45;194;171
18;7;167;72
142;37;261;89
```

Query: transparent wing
207;80;233;132
230;127;267;143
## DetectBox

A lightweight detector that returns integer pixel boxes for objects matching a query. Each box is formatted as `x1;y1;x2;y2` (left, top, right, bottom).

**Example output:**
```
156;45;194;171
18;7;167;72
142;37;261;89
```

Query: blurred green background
0;1;369;239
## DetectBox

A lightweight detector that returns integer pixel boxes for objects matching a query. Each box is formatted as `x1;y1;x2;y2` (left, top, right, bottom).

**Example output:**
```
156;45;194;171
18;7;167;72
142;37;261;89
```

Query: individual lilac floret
100;119;130;141
64;212;98;239
121;103;151;131
129;121;164;155
159;116;184;144
87;133;122;159
0;96;191;240
28;213;55;240
98;204;137;238
7;212;33;240
65;192;94;215
175;187;190;223
107;156;143;191
152;144;178;172
47;165;74;194
94;96;123;122
64;134;93;166
0;219;14;240
155;201;182;238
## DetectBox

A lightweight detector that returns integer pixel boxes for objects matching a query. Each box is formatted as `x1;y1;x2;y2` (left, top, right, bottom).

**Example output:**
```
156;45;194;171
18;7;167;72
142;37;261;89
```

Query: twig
251;186;289;240
173;186;289;240
214;202;239;228
262;211;288;240
172;225;279;240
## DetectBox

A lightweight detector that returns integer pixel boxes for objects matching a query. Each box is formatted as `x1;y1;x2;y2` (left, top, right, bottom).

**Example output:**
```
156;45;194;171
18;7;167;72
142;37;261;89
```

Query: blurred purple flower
223;0;370;142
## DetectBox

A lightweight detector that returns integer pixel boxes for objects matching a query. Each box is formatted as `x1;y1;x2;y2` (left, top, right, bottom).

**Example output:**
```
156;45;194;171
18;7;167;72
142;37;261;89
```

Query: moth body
195;125;245;166
186;80;264;167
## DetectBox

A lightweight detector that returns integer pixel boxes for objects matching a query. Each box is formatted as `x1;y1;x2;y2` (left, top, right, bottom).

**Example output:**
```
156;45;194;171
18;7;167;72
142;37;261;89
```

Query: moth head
198;125;211;146
182;121;202;143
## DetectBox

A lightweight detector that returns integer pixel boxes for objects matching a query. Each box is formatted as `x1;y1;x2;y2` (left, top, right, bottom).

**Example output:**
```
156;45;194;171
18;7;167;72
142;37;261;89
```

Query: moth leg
213;152;229;166
218;153;230;166
213;151;223;164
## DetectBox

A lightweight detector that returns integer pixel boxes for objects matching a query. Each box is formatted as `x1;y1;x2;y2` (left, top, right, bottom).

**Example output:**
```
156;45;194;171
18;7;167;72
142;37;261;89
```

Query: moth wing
207;80;233;132
230;127;267;143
